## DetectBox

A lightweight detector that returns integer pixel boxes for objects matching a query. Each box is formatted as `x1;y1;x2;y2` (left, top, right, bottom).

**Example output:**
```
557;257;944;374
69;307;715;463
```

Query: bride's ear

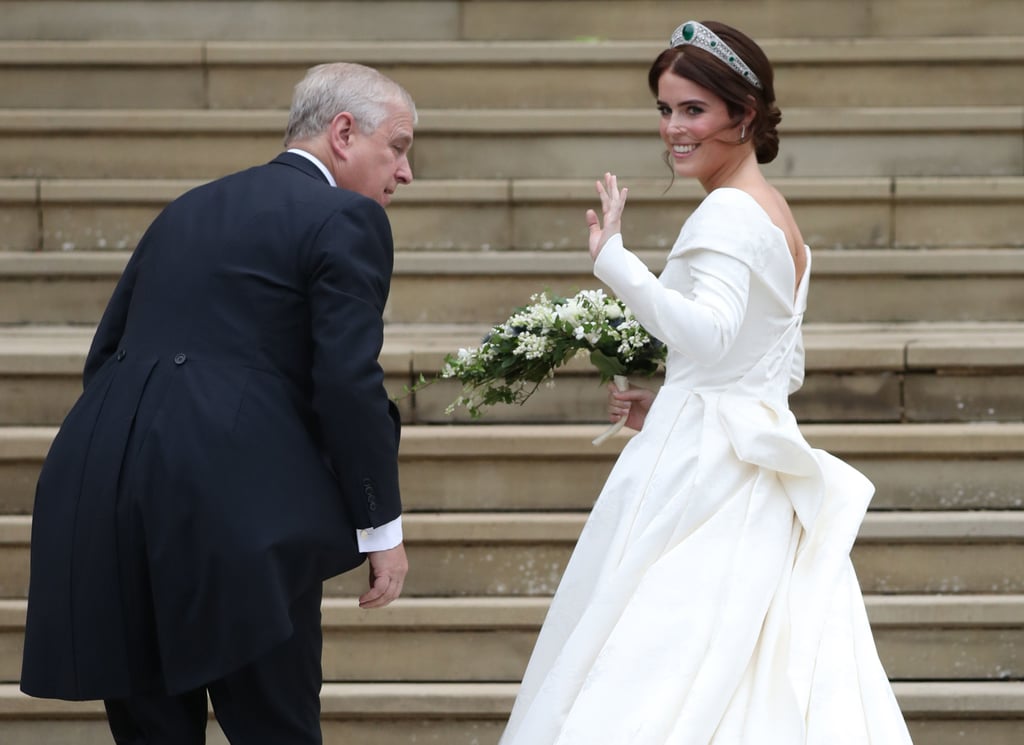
741;99;757;132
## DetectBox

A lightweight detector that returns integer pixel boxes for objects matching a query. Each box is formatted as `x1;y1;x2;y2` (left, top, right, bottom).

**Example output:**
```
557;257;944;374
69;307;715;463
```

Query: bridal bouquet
440;289;665;441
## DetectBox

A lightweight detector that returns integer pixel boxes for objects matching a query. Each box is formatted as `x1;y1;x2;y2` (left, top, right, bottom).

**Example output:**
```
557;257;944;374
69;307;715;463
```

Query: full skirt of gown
498;385;914;744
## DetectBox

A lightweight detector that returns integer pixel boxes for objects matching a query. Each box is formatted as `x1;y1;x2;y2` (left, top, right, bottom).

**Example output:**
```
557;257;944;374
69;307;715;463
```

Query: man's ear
327;112;357;161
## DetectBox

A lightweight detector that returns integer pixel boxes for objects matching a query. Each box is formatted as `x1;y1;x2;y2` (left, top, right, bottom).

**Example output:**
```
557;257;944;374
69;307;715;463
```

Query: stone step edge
5;595;1023;629
1;106;1021;133
1;37;1022;65
2;248;1023;277
4;422;1024;458
2;512;1023;546
0;681;1021;717
4;176;1024;202
5;322;1024;374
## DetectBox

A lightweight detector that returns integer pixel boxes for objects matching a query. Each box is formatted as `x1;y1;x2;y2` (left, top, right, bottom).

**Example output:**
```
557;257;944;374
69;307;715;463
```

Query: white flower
556;300;584;325
514;333;550;360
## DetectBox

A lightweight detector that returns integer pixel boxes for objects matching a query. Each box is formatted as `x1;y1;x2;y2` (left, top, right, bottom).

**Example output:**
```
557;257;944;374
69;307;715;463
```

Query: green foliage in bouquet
441;289;666;418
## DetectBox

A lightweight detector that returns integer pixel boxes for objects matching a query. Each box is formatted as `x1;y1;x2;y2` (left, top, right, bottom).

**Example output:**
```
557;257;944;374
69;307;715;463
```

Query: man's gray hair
283;62;417;145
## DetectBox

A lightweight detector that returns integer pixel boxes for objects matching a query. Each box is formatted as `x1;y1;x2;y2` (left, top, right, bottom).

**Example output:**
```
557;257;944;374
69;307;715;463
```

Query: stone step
2;510;1023;599
0;681;1021;745
392;322;1024;426
2;248;1020;326
9;176;1024;254
4;422;1024;515
5;177;1023;253
2;38;1022;109
4;322;1024;427
1;107;1021;180
2;595;1022;684
2;0;1022;41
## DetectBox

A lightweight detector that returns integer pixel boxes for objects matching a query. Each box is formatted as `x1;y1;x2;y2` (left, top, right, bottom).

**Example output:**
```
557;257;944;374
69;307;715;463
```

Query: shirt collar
286;148;336;187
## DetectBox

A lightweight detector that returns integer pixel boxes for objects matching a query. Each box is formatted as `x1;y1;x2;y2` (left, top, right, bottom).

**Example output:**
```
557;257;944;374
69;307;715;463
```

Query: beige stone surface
3;595;1021;684
0;376;80;425
6;38;1022;111
0;461;38;515
461;0;869;40
0;1;460;41
0;68;204;109
0;132;279;180
790;372;904;422
411;129;1023;180
905;374;1024;422
3;108;1019;181
858;457;1024;510
805;276;1024;323
388;202;513;251
854;543;1024;594
776;62;1024;108
895;200;1024;248
0;277;116;324
5;420;1023;513
877;628;1023;679
0;0;1021;738
0;181;38;252
869;0;1024;36
12;176;1024;252
4;690;1024;745
42;204;167;252
5;511;1020;598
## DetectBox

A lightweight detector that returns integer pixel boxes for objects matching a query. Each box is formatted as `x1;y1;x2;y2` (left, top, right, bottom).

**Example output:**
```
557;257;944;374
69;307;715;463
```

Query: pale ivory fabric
499;188;913;745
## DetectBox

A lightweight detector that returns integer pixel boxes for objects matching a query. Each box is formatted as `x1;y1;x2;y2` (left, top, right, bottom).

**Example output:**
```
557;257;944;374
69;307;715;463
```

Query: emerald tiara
669;21;763;90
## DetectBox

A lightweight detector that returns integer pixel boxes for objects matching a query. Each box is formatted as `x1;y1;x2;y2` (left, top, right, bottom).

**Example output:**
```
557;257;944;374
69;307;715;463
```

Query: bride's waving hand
586;172;628;260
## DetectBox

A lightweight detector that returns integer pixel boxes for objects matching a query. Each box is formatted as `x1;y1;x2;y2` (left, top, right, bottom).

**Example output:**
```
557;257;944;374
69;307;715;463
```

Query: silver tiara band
669;21;763;90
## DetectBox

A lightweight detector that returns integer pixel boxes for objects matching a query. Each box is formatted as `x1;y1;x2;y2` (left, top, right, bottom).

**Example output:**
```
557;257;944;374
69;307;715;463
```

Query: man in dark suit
20;62;415;744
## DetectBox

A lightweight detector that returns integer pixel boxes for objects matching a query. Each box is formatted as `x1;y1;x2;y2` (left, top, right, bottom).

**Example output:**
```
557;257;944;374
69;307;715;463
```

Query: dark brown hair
647;21;781;163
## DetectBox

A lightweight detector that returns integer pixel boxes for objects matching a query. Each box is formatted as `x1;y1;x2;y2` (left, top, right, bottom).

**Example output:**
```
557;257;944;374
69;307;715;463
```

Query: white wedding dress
499;188;913;744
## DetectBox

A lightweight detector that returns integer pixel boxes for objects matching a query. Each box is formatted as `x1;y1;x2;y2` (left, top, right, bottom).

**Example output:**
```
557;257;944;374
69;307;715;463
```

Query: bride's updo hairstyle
648;20;782;164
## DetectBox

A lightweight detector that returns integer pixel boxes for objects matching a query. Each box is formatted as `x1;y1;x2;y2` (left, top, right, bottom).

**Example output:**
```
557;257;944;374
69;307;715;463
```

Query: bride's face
656;70;742;186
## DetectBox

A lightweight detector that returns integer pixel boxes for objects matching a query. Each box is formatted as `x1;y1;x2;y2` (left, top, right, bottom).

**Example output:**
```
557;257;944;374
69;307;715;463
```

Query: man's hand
359;542;408;609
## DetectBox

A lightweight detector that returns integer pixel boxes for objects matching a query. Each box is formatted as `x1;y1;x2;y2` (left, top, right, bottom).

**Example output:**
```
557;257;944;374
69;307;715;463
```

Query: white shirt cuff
356;515;403;553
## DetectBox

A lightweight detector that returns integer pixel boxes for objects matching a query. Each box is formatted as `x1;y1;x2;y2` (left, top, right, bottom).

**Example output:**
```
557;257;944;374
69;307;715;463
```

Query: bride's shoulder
671;188;775;269
693;187;774;223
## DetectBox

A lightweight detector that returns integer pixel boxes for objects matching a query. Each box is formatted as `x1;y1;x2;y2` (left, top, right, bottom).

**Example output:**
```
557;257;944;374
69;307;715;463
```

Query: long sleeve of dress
593;233;752;365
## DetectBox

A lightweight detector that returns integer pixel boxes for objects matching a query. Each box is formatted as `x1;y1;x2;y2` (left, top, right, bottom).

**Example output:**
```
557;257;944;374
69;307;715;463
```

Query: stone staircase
1;1;1023;743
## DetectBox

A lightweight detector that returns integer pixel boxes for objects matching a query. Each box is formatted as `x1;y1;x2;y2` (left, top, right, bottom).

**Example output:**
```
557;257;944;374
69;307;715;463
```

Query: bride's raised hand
585;172;628;260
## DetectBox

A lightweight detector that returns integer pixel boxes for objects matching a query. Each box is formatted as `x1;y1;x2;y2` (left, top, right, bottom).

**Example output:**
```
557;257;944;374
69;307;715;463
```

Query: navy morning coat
20;152;402;700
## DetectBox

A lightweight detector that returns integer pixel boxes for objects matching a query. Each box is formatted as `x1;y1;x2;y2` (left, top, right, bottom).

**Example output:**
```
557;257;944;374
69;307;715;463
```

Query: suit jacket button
115;349;126;361
173;353;187;365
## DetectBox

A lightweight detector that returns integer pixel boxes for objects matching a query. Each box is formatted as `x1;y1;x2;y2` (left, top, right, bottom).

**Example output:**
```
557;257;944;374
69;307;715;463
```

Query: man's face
338;102;414;207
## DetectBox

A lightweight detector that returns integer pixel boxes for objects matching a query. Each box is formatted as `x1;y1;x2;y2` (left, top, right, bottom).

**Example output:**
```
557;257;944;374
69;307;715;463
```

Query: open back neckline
711;186;809;305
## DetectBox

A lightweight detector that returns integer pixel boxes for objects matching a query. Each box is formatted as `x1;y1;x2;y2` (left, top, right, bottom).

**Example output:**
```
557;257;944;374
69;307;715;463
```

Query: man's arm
307;197;405;606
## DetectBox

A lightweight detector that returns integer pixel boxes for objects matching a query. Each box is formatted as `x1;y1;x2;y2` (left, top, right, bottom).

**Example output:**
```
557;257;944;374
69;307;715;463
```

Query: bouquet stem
592;374;630;446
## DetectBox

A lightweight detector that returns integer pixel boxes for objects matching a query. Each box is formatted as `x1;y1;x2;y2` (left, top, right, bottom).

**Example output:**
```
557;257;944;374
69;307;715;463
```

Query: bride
498;20;914;745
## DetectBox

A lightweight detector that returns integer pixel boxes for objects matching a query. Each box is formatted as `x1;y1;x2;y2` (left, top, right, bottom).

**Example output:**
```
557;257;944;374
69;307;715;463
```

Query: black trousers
104;584;324;745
